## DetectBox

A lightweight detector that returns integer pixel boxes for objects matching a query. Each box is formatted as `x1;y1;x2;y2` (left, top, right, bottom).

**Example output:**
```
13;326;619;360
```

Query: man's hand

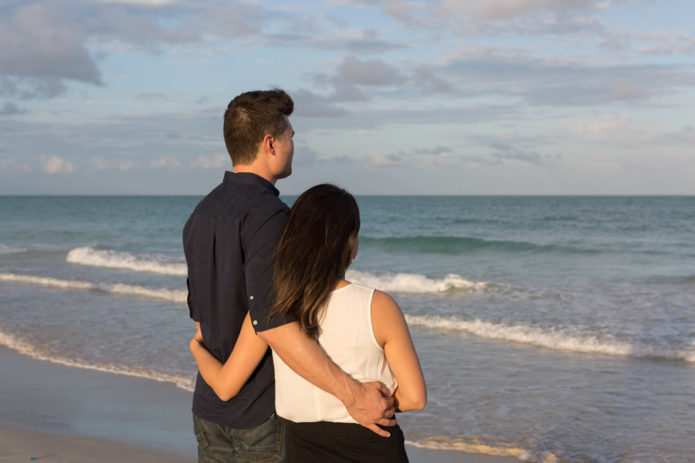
345;381;397;437
258;322;397;437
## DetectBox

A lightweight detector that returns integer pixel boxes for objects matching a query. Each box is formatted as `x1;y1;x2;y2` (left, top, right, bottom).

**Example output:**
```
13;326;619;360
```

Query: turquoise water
1;195;694;462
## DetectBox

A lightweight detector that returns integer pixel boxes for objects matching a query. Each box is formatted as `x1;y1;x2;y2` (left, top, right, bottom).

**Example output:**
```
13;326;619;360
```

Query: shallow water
1;195;694;462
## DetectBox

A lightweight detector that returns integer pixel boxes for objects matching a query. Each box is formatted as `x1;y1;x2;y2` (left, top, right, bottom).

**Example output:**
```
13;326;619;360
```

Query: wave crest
1;269;482;302
63;245;490;295
0;273;187;304
67;247;187;276
362;235;555;254
347;270;487;294
406;315;695;363
0;328;195;391
406;434;557;463
0;243;27;255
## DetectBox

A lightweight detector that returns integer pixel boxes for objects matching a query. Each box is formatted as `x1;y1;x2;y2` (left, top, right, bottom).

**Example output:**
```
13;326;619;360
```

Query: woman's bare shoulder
372;289;399;308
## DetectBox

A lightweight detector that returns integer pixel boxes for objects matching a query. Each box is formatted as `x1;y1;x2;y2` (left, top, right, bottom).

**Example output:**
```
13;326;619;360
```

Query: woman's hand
189;313;270;401
193;324;203;342
190;323;204;352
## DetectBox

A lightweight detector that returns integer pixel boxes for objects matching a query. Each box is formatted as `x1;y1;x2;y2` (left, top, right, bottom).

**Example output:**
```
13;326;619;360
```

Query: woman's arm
371;290;427;412
190;312;269;401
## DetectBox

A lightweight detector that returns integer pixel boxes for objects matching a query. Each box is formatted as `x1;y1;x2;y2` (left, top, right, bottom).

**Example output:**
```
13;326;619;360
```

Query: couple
183;89;426;462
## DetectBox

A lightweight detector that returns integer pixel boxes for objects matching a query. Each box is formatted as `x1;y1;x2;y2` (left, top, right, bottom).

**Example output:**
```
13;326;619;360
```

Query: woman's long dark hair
271;184;360;339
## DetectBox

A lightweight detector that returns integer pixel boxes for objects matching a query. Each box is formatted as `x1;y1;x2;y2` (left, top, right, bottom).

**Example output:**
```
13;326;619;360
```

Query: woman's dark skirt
287;420;409;463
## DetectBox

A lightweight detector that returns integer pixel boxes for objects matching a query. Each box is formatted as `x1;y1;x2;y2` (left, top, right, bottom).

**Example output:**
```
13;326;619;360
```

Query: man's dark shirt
183;171;290;428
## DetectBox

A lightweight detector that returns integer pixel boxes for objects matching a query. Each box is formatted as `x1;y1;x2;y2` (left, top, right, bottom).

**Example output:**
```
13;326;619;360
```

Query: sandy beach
0;345;517;463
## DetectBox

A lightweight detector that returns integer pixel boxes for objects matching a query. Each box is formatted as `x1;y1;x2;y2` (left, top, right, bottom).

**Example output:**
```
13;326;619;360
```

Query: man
183;89;394;462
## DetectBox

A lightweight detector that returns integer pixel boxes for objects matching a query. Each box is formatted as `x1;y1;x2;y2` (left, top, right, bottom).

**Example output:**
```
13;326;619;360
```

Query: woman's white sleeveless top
272;283;397;423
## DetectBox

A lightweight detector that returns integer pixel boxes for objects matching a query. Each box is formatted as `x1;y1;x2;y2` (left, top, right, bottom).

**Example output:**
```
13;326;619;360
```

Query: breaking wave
347;270;487;293
63;245;490;295
360;235;586;255
0;328;195;391
66;246;187;276
0;243;27;255
406;315;695;363
0;273;187;304
406;434;558;463
1;269;484;304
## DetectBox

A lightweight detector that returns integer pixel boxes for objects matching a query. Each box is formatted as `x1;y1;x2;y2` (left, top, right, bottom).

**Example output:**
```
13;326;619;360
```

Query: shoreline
0;425;193;463
0;345;516;463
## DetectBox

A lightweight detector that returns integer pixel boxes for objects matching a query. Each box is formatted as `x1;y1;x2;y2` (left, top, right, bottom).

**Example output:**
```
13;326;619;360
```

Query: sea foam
0;328;195;391
64;246;486;295
347;270;487;294
1;268;482;305
405;435;558;463
0;273;187;304
405;434;557;463
0;244;27;255
66;246;187;276
406;314;695;363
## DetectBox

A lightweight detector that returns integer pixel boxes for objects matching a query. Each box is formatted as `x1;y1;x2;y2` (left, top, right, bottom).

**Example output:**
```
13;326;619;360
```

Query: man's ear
263;134;275;154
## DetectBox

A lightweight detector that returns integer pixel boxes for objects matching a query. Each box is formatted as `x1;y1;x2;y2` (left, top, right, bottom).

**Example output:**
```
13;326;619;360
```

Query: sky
1;0;694;195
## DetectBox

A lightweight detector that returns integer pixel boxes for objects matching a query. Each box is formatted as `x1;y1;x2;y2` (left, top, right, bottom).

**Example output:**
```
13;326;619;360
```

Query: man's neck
232;164;276;185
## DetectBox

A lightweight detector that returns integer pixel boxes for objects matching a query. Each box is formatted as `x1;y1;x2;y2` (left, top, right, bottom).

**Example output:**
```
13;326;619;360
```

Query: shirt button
253;320;258;326
249;295;254;300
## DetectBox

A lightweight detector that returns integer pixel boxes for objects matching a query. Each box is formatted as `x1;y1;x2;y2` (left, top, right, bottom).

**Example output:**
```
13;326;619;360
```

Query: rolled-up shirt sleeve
242;206;294;332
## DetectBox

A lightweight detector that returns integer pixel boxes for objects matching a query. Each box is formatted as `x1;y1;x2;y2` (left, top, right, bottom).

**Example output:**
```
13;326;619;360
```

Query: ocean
1;195;693;463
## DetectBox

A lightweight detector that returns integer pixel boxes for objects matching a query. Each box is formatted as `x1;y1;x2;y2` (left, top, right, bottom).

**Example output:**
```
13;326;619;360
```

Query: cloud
376;146;459;168
0;1;264;99
376;0;609;38
292;145;319;166
299;42;695;112
188;4;263;41
656;126;695;146
370;154;404;166
118;160;138;171
338;56;407;86
637;32;695;55
434;0;603;21
0;3;102;98
91;3;201;48
190;154;229;169
150;156;182;168
412;146;455;157
412;67;455;93
567;113;639;139
292;89;350;117
403;137;560;167
381;1;419;24
0;102;26;116
92;0;179;5
92;156;110;170
431;46;695;106
300;56;410;107
349;103;522;128
0;106;222;176
90;156;140;171
135;92;169;102
0;159;14;171
302;28;404;54
329;80;370;103
486;142;560;165
40;155;75;174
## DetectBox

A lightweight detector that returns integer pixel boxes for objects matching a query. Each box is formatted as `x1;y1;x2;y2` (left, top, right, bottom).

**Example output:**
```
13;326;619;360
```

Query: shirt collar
223;171;280;196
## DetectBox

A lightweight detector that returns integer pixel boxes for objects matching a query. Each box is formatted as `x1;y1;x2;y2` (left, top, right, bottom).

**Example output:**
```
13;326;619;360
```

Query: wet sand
0;346;516;462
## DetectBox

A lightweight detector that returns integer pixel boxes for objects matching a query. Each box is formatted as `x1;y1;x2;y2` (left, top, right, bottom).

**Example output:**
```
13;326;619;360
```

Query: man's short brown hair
223;89;294;165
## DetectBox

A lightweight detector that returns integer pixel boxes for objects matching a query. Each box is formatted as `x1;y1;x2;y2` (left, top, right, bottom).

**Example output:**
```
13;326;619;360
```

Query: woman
190;184;426;462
